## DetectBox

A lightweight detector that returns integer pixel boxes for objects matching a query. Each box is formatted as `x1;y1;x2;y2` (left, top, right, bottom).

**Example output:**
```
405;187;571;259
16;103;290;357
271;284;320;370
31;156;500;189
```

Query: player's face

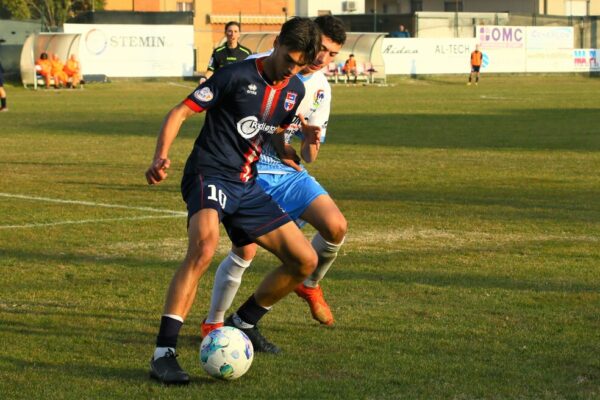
305;35;342;72
226;25;240;44
270;44;309;81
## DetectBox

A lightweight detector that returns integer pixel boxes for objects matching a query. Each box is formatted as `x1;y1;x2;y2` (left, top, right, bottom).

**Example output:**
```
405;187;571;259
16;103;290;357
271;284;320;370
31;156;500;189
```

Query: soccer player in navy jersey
200;16;348;344
146;17;321;385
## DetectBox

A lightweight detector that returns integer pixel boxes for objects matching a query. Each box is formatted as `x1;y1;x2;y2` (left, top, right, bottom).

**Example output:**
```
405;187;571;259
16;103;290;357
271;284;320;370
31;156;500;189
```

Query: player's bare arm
298;113;321;163
145;103;196;185
272;127;302;171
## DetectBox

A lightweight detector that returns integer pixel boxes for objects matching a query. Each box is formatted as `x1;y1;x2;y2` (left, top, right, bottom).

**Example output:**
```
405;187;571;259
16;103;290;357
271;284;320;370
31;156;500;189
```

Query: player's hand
198;76;207;84
279;144;302;172
299;114;321;151
145;157;171;185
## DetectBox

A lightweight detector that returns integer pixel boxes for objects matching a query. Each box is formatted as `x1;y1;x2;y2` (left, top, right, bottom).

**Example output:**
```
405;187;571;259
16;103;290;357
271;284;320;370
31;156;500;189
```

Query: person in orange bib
50;54;68;88
468;45;483;86
344;53;357;84
35;53;53;88
63;54;82;88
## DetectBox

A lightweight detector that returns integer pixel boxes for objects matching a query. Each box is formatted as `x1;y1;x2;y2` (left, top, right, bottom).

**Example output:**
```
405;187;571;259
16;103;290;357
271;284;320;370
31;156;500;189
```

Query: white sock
206;251;252;324
304;233;345;288
153;347;175;360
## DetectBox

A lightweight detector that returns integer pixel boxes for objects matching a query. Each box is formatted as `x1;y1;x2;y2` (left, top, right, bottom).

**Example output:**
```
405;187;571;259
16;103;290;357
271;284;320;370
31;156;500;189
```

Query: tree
0;0;104;28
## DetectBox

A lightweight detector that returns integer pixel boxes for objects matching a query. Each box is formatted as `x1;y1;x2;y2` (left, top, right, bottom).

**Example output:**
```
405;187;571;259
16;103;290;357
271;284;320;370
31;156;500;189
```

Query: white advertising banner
476;26;527;73
381;38;477;75
63;23;194;77
573;49;600;72
526;49;574;72
526;26;574;50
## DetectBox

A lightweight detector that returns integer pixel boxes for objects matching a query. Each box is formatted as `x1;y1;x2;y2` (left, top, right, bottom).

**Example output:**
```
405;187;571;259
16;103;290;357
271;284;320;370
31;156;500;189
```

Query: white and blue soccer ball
199;326;254;380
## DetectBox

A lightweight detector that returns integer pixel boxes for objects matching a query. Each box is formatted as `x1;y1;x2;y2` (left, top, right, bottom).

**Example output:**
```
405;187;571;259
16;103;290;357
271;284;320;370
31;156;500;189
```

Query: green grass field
1;75;599;399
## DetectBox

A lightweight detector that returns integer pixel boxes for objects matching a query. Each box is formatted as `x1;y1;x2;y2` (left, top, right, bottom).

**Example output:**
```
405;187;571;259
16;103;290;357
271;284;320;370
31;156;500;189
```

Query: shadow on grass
4;109;599;151
1;355;215;386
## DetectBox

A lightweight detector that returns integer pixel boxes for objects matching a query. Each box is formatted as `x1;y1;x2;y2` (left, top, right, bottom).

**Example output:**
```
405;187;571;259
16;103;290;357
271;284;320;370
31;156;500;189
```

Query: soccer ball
199;326;254;380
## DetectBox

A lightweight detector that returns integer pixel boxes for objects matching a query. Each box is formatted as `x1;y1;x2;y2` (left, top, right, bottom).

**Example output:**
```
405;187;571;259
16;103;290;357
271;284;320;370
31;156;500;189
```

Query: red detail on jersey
254;57;291;90
183;98;205;113
239;144;262;182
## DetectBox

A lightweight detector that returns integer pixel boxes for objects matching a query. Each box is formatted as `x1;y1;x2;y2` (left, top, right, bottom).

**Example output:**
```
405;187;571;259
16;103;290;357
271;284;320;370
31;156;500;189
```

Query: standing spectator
468;45;483;86
63;54;82;88
390;24;411;38
199;21;252;84
344;53;358;84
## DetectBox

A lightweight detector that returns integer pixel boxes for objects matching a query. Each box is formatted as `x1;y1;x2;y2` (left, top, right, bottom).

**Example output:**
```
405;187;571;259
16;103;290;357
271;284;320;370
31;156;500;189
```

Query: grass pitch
0;75;599;399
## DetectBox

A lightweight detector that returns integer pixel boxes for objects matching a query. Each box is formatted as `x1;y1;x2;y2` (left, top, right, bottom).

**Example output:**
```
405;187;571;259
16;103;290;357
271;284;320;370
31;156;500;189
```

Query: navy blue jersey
183;57;305;183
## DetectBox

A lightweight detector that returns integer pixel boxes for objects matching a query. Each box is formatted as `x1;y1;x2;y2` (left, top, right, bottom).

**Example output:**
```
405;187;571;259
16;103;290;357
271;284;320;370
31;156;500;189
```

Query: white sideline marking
167;82;196;89
0;215;185;229
0;192;186;216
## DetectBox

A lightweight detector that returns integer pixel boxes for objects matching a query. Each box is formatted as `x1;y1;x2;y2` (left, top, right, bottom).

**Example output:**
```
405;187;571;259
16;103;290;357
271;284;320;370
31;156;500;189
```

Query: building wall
296;0;366;17
367;0;599;14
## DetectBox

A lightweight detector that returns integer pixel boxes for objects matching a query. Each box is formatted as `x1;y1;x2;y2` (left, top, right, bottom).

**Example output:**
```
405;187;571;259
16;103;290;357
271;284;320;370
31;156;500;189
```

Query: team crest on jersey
194;87;214;102
284;92;297;111
313;89;325;108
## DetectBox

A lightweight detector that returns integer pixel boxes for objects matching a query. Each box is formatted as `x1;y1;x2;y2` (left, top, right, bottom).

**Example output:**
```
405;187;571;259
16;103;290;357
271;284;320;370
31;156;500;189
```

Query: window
176;2;193;12
444;1;463;12
411;1;423;12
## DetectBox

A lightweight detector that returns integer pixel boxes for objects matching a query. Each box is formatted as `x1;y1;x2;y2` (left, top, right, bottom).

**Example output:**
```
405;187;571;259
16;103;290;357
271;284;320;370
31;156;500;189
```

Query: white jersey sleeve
257;70;332;174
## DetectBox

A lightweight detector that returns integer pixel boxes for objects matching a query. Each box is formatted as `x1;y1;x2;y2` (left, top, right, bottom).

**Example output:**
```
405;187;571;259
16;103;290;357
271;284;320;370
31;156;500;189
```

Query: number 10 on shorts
207;184;227;209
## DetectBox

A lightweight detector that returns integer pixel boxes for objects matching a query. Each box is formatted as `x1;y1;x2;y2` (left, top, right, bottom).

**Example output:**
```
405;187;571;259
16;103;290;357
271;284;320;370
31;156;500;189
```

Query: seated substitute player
199;21;251;84
146;17;321;385
200;16;348;347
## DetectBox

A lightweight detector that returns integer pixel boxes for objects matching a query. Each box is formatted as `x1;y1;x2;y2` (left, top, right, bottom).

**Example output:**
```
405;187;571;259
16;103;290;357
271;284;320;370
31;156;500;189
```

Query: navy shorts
471;65;481;73
181;173;292;247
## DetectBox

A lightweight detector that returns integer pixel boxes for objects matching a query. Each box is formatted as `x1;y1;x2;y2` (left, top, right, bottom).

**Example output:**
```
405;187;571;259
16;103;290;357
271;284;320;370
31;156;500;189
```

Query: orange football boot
294;284;334;326
201;319;224;338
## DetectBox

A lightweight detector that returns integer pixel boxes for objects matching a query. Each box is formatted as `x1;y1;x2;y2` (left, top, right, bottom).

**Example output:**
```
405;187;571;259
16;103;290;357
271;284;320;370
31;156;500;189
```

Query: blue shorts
181;174;292;247
257;170;328;222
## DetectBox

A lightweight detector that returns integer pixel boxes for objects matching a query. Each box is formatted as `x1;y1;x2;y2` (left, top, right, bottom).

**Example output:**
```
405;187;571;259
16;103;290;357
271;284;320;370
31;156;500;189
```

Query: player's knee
184;239;216;275
295;249;318;279
321;214;348;244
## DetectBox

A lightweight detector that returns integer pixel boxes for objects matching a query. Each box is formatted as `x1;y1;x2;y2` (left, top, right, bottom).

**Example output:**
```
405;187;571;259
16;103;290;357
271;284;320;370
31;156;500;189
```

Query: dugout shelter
236;32;387;84
20;33;82;89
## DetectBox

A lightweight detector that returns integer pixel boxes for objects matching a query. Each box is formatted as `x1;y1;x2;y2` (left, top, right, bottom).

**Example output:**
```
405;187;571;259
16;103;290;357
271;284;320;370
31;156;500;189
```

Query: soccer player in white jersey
200;16;347;350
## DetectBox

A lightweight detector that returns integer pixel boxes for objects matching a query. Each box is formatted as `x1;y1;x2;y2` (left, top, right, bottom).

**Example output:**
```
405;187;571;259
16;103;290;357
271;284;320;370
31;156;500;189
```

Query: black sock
236;295;269;326
156;315;183;348
1;98;6;108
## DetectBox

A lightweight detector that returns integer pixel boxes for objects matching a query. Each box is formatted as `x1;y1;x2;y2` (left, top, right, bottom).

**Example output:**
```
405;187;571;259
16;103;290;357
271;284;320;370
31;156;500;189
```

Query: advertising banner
573;49;600;72
526;26;574;50
381;38;477;75
476;26;527;73
63;23;194;77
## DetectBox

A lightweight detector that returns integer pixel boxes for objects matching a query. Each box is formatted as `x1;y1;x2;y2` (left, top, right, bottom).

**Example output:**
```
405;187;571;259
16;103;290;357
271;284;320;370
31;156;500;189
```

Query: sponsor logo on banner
573;49;600;71
482;53;490;68
479;26;524;48
434;44;471;55
382;43;419;54
85;29;108;55
284;92;297;111
236;116;278;139
194;87;214;102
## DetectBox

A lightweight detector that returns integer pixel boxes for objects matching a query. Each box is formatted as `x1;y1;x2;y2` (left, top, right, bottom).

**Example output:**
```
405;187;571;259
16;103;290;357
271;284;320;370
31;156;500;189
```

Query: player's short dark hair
278;17;321;65
225;21;241;32
40;52;48;59
314;15;347;45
